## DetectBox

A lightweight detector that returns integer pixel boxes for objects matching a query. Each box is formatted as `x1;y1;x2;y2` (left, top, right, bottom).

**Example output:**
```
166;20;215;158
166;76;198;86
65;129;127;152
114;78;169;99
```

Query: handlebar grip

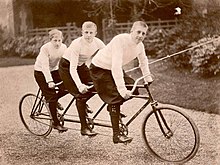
87;85;94;90
55;81;63;87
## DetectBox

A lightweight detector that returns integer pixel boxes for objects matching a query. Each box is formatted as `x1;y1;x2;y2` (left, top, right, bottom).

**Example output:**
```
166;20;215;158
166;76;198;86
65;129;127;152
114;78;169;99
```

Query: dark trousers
34;70;68;125
59;58;95;129
90;63;138;138
89;63;138;105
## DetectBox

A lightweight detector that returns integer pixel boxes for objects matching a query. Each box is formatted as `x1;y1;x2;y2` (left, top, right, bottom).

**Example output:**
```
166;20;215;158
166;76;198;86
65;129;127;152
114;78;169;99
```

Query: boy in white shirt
90;21;153;144
34;29;68;132
59;21;105;136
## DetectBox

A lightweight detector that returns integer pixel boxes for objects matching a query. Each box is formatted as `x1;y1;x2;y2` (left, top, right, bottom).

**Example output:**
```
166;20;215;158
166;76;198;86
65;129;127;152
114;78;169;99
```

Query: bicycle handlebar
55;81;63;87
130;74;152;94
87;85;94;90
55;81;94;91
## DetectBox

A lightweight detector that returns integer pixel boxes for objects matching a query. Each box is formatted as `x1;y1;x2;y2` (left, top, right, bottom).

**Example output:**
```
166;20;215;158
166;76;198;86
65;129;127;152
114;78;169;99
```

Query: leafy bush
164;18;207;67
144;16;201;66
189;36;220;76
145;28;170;58
2;35;49;58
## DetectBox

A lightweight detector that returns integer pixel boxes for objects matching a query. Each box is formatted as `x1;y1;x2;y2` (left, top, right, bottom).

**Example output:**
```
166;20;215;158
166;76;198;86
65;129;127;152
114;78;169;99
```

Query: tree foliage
88;0;192;21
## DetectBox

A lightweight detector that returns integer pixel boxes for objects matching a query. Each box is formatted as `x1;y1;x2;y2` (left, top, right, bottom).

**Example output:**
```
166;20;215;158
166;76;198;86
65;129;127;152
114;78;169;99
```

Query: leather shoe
113;135;133;144
81;128;97;136
52;124;68;132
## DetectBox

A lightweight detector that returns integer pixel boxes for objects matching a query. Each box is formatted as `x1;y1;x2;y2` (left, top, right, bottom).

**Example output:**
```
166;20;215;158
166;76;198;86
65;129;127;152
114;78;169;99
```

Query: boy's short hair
82;21;97;31
48;29;63;40
131;21;148;32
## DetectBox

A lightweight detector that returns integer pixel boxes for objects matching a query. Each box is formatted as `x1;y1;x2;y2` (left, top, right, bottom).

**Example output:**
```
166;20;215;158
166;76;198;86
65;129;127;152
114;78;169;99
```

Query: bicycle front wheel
142;104;200;164
19;93;52;136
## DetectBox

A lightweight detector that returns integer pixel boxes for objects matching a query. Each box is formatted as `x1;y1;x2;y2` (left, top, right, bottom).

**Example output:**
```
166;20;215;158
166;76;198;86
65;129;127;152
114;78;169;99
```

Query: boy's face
50;35;62;49
82;27;97;43
130;26;148;44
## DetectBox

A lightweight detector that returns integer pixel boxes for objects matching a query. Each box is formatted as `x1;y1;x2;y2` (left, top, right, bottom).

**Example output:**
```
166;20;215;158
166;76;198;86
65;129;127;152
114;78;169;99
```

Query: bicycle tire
19;93;52;136
142;104;200;163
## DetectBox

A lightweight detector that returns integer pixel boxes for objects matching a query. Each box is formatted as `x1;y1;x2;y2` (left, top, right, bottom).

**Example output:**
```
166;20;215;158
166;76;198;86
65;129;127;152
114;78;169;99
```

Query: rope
125;36;220;73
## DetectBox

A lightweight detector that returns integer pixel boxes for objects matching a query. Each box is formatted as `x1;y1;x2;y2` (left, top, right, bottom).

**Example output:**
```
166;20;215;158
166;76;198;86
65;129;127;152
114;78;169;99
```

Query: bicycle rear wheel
19;93;52;136
142;104;200;164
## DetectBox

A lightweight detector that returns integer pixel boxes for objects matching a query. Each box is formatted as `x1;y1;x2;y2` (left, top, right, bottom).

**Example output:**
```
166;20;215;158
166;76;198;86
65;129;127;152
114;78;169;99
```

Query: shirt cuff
117;86;127;98
144;75;153;83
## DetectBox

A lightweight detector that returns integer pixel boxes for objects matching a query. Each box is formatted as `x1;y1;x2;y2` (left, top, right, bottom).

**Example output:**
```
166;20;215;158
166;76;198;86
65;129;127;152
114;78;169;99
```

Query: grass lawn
150;60;219;114
1;56;219;114
128;59;220;115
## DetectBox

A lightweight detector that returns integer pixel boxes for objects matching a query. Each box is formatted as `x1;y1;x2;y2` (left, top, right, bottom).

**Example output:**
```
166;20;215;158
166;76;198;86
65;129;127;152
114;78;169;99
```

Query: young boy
34;29;68;132
59;21;105;136
90;21;153;144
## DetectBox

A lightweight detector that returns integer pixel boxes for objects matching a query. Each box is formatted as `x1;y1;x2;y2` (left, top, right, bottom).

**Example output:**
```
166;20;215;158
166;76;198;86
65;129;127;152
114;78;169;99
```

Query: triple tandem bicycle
19;75;200;164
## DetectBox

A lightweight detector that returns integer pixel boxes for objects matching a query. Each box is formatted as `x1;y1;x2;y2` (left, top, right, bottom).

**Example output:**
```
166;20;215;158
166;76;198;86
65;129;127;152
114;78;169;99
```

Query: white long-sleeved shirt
34;42;67;82
62;36;105;88
92;33;152;97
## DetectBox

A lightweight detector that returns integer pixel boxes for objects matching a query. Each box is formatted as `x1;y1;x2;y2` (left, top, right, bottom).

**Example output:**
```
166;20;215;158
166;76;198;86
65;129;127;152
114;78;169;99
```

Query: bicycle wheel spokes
142;105;200;163
19;93;52;136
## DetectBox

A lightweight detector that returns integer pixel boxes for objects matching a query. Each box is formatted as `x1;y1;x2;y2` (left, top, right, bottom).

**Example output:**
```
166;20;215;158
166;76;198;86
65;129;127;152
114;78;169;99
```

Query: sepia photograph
0;0;219;164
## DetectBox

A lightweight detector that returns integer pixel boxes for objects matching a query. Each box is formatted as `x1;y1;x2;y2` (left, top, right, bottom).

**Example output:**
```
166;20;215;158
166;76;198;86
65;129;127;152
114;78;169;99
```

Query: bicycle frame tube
124;85;151;126
62;98;111;128
125;97;151;127
31;89;42;116
30;89;51;121
58;96;106;120
60;97;75;118
92;102;107;120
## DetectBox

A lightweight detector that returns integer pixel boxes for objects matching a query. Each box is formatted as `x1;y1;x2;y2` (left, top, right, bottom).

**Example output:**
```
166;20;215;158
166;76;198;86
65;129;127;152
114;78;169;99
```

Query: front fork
151;101;173;139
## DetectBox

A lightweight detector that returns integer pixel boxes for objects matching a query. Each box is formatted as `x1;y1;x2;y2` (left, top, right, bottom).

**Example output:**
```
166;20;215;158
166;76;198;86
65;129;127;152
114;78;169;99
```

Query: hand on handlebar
144;75;153;86
78;84;89;94
122;90;132;100
145;80;153;86
48;81;55;89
